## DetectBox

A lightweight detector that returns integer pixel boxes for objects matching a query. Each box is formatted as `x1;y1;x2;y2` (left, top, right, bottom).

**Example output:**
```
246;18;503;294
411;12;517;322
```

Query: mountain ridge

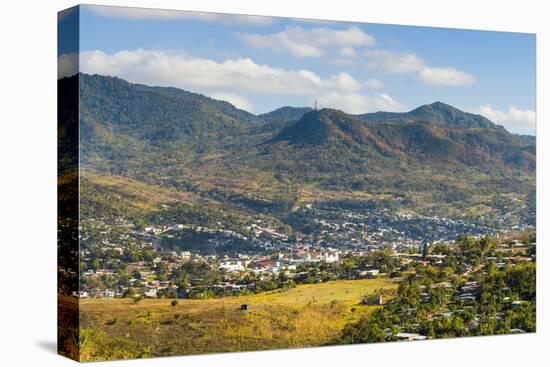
269;108;534;170
259;101;499;130
60;73;536;230
357;101;496;129
68;73;535;175
73;73;525;135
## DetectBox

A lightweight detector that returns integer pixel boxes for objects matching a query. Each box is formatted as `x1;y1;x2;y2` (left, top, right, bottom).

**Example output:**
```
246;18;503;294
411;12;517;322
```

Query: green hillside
357;101;496;128
60;73;535;228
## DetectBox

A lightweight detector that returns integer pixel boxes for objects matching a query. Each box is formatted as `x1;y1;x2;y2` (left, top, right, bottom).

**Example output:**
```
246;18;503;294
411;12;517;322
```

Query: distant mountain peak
358;101;496;129
259;106;313;123
64;73;535;195
429;101;456;109
272;107;368;146
410;101;463;116
311;107;345;118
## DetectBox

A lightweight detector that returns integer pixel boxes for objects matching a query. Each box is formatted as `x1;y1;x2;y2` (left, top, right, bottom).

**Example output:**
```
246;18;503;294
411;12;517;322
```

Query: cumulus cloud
78;49;365;96
365;50;425;74
317;92;405;114
419;67;476;86
339;47;357;57
365;78;384;89
76;49;403;114
240;26;376;58
477;105;536;135
87;5;273;26
210;92;255;112
364;49;476;87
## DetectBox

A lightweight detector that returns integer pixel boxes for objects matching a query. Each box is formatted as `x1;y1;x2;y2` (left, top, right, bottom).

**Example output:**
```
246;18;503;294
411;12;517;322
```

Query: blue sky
58;5;536;135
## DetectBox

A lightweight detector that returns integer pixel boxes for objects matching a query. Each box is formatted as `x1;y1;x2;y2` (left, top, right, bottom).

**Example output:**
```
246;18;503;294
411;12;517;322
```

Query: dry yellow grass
78;279;396;361
81;170;196;210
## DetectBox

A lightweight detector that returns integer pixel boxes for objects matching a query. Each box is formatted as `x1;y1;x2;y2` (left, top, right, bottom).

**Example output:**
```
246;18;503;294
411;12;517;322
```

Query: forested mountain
356;101;496;128
61;73;536;228
79;73;262;158
271;108;534;170
256;101;498;130
259;106;313;126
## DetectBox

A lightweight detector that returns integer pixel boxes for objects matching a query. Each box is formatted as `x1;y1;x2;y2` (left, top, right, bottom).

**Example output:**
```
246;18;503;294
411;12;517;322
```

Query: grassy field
77;278;396;361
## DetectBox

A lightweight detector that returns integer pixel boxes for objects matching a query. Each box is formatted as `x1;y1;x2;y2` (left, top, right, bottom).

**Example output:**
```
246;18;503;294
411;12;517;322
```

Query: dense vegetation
63;73;536;232
72;233;535;361
339;235;536;344
356;101;497;128
57;74;536;361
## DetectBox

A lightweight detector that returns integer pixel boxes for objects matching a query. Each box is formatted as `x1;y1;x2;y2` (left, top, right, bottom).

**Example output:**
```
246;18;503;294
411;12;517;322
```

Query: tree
123;287;135;298
132;270;142;280
505;302;536;332
422;242;430;260
340;314;387;344
134;218;145;232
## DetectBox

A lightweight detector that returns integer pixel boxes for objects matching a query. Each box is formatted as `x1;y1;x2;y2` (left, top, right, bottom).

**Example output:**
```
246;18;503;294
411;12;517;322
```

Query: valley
58;73;536;361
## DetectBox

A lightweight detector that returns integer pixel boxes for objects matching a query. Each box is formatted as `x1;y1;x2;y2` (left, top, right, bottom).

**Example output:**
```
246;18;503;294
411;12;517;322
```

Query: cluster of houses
78;233;535;301
306;206;502;247
218;248;340;274
77;210;535;303
77;245;346;299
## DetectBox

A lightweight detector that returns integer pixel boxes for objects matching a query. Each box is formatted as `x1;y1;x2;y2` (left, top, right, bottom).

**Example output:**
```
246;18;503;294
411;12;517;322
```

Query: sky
58;5;536;135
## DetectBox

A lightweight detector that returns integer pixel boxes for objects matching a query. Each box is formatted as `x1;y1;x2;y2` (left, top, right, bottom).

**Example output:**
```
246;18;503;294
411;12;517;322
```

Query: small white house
144;288;158;298
360;269;380;278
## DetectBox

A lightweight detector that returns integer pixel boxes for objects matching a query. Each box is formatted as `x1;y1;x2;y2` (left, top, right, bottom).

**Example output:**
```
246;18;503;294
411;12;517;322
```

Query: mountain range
60;73;536;228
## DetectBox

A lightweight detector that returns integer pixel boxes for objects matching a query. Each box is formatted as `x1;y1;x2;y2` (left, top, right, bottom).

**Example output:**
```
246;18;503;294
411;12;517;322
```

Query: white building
144;288;158;298
219;260;246;272
322;251;339;263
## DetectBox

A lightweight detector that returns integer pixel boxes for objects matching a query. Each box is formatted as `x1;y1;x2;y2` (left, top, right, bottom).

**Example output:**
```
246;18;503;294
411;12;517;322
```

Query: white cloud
240;26;376;58
78;49;365;96
317;92;405;114
477;105;536;135
324;72;362;92
210;93;254;112
58;53;78;78
364;49;476;87
87;5;273;26
365;49;425;74
77;49;403;114
365;78;384;89
419;66;476;86
339;47;357;57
